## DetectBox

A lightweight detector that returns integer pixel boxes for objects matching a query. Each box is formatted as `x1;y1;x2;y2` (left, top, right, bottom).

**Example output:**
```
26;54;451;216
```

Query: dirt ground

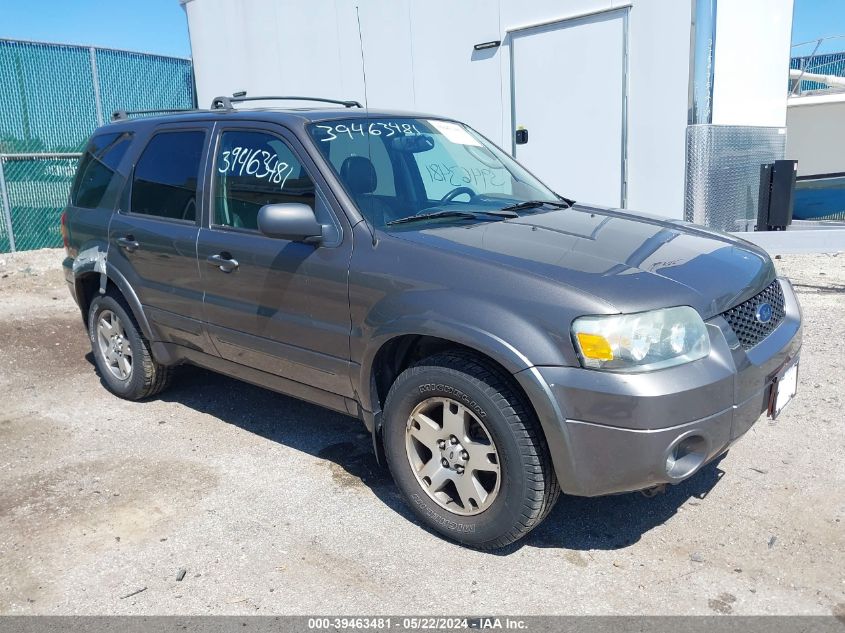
0;248;843;616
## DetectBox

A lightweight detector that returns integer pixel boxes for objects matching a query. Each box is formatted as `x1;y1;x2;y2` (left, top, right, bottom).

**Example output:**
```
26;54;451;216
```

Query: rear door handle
116;236;139;252
207;253;239;273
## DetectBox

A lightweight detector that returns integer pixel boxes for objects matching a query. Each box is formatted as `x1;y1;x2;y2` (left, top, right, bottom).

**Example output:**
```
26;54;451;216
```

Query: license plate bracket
768;357;799;419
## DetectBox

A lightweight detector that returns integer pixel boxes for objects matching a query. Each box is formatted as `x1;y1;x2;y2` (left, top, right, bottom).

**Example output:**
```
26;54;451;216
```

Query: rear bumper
525;277;802;497
62;256;78;304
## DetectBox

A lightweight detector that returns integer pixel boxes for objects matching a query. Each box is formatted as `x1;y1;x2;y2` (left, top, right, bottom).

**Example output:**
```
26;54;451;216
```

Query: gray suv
62;96;802;549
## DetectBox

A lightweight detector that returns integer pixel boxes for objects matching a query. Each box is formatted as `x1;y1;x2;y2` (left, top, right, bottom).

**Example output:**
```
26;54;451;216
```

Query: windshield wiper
499;198;575;212
386;209;518;226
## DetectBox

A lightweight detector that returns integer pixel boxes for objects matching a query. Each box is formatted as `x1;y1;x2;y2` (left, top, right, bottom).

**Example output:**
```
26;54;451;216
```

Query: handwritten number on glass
218;147;295;189
315;122;422;142
425;162;505;189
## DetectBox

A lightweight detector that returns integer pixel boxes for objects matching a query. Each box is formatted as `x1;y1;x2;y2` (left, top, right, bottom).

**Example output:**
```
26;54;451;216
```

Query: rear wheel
88;292;171;400
383;351;559;549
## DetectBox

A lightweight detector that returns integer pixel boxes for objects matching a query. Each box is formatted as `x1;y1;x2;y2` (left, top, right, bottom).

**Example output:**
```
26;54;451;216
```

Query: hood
387;204;775;318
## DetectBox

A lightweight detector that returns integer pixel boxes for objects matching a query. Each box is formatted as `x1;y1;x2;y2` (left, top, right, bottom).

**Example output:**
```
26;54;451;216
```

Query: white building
182;0;795;231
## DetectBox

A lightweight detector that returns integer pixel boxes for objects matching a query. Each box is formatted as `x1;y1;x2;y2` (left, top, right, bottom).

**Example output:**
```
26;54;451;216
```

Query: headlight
571;306;710;372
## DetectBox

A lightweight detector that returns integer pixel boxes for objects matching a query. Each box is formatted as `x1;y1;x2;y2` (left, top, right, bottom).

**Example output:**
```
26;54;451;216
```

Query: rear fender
72;243;155;343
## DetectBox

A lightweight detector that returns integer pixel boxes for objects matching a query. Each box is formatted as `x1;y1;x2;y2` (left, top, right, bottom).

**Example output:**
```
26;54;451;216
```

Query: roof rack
111;107;197;122
210;92;363;111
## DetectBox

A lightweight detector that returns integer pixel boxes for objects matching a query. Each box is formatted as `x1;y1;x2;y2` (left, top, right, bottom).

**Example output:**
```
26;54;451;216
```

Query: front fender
356;288;575;413
357;307;580;493
358;316;531;410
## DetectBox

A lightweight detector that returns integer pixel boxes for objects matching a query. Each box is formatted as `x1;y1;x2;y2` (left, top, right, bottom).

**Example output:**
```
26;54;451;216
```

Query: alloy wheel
405;397;501;515
96;309;133;380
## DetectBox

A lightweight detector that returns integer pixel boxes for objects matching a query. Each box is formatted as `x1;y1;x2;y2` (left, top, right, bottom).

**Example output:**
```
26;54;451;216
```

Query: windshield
308;117;561;229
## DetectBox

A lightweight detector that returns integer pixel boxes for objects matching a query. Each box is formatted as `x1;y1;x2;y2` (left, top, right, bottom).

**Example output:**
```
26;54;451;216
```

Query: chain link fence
790;50;845;95
0;153;80;252
0;38;195;252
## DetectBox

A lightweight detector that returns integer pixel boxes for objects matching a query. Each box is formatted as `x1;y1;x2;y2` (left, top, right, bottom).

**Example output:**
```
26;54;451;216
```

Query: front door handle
207;253;239;273
116;236;139;252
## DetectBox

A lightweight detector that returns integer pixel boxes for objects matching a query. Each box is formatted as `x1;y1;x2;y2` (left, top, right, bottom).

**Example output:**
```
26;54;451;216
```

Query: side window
130;130;205;221
71;132;133;209
213;130;328;231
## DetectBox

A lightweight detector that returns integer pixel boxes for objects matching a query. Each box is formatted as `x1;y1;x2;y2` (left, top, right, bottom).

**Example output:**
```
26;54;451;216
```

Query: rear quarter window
70;132;133;209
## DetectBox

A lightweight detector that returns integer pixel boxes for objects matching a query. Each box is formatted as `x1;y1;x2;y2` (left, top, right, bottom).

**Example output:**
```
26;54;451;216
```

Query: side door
108;123;213;351
197;123;354;397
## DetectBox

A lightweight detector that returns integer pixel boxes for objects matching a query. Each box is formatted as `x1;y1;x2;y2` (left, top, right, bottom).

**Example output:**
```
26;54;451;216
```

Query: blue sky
792;0;845;54
0;0;842;59
0;0;192;58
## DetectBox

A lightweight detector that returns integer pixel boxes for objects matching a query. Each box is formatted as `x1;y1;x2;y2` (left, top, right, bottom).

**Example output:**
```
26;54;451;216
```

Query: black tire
383;351;559;549
87;291;172;400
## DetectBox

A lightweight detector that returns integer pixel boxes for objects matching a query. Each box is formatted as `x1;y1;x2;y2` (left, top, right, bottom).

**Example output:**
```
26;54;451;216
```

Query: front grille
721;280;785;350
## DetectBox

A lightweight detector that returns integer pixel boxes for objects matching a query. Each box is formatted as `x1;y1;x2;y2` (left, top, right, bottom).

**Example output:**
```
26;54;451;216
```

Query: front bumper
526;277;802;497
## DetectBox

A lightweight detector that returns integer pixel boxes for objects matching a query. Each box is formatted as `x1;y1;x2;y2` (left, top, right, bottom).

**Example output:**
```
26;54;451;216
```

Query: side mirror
257;203;323;243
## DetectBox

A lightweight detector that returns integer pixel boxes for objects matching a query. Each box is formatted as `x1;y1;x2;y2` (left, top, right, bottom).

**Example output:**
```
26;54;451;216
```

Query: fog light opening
665;434;707;480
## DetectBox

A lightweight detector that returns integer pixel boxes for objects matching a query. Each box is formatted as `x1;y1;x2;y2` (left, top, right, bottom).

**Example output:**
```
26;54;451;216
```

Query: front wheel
382;351;559;549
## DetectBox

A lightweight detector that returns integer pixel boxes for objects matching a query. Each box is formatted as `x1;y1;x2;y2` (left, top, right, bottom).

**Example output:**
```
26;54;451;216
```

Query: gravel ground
0;248;843;616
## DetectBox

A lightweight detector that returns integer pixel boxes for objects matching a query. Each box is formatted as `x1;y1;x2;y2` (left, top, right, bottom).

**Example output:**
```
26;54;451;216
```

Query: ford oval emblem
755;302;773;324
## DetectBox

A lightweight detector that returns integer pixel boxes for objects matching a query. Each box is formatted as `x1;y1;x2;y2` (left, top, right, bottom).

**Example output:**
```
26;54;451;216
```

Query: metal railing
790;37;845;96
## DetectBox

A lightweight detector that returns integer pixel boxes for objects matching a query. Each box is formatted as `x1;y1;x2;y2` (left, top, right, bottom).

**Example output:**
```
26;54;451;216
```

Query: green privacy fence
0;154;80;252
0;38;195;252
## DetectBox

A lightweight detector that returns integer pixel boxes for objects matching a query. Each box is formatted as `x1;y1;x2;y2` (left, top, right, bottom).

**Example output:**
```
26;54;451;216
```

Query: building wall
625;0;693;216
183;0;694;218
182;0;364;109
786;94;845;177
683;0;794;231
711;0;794;127
183;0;797;223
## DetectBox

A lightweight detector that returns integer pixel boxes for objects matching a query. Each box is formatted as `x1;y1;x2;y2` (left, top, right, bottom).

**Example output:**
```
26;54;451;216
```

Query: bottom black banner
0;616;843;633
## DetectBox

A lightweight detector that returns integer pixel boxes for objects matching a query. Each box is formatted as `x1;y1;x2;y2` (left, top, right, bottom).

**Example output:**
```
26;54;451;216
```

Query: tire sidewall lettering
410;493;476;533
417;383;487;419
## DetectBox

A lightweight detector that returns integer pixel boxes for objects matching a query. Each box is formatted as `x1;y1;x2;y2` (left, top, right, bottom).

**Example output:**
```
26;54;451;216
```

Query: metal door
511;8;629;208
